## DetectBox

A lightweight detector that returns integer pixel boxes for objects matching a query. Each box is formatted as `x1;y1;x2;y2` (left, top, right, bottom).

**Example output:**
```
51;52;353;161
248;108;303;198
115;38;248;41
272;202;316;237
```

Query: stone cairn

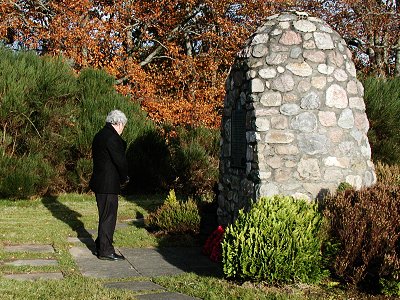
218;11;376;226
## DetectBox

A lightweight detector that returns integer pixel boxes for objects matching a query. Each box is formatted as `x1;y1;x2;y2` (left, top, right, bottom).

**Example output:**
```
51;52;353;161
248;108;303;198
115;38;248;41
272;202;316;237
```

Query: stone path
2;244;64;281
68;235;222;299
2;226;222;299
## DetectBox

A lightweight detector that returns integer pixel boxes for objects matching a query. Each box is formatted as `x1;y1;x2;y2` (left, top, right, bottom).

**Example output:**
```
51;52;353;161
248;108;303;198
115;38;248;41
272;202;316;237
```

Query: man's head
106;110;127;135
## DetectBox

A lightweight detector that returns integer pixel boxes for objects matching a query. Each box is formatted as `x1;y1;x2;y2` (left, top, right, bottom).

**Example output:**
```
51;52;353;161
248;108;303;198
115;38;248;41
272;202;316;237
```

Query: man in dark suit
89;110;129;261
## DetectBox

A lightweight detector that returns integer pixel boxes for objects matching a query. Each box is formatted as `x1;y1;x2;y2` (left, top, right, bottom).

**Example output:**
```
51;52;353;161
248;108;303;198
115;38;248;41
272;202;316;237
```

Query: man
89;110;129;261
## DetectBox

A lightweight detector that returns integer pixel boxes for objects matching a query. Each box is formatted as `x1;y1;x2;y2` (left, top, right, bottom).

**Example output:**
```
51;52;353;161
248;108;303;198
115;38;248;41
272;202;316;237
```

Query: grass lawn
0;193;389;299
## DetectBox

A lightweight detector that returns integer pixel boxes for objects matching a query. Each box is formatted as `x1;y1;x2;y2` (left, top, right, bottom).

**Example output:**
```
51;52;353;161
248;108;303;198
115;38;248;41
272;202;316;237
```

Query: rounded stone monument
218;11;376;226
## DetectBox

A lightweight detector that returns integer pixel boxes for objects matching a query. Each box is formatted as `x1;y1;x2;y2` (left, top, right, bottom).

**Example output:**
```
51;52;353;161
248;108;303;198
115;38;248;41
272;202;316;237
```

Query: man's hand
121;176;130;189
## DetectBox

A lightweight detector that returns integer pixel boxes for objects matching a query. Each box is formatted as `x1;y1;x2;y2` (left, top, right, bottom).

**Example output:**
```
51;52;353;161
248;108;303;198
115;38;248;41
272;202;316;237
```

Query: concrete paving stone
119;247;223;277
70;245;222;279
129;218;145;225
4;259;58;266
116;223;129;229
69;246;140;278
136;292;201;300
3;272;63;281
67;237;95;244
133;267;185;277
3;244;54;253
103;281;165;292
86;229;97;235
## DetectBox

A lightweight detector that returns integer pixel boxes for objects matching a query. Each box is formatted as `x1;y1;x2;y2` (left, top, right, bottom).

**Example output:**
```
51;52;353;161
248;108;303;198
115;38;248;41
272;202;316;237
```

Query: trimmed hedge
222;195;328;284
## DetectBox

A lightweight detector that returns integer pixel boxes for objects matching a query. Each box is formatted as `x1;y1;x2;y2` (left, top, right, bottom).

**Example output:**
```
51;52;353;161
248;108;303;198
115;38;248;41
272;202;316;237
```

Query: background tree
293;0;400;77
0;0;288;127
1;1;398;129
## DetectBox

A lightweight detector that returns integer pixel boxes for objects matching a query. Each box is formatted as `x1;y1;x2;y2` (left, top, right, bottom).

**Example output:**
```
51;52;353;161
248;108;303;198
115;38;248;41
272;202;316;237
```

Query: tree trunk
374;33;385;77
395;37;400;77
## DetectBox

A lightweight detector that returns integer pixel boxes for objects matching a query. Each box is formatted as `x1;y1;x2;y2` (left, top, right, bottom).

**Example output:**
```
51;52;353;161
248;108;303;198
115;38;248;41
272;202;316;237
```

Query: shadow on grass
122;193;223;278
42;196;96;253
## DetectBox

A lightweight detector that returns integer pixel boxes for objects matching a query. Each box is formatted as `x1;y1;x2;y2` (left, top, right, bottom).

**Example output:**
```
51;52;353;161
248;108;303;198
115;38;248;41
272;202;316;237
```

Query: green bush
222;195;328;284
145;190;201;234
363;77;400;164
323;182;400;291
0;46;220;197
0;48;78;154
336;182;353;193
0;47;155;197
75;68;153;155
127;125;220;197
0;47;79;195
73;68;155;191
126;129;172;193
167;125;220;198
374;161;400;186
0;154;53;199
380;277;400;297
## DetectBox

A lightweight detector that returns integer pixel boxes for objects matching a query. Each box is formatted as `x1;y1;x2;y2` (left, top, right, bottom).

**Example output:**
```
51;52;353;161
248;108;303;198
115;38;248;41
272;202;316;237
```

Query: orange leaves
142;97;221;128
1;0;331;128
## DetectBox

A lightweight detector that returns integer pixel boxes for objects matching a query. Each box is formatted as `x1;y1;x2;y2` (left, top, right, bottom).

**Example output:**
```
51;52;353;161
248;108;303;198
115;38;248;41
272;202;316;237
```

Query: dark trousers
95;193;118;256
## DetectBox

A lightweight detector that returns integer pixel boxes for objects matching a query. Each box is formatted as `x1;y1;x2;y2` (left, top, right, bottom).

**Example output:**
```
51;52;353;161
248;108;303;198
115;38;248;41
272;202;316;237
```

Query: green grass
0;193;385;299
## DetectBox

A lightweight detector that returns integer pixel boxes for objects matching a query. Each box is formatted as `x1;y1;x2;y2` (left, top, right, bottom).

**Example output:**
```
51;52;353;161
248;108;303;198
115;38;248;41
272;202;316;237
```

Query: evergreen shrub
0;47;78;195
126;129;172;193
167;125;219;198
145;190;200;234
222;195;328;284
363;77;400;164
74;68;154;190
374;161;400;186
0;46;219;197
380;277;400;297
323;182;400;290
0;154;53;199
0;47;154;197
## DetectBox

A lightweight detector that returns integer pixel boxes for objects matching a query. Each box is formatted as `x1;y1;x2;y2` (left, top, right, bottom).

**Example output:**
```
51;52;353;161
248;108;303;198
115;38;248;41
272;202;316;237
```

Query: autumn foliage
0;1;399;127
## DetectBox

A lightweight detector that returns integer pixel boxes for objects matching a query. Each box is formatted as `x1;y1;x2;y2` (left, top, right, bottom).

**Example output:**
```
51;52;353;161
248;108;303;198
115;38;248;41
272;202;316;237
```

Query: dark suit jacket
89;122;128;194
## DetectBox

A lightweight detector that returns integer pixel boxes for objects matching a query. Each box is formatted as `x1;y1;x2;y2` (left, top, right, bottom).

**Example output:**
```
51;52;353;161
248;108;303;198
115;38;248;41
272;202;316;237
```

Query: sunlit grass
0;193;162;299
0;193;367;299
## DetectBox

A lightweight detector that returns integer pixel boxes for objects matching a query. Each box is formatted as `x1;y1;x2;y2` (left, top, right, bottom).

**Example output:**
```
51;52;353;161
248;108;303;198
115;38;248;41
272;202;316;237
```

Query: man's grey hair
106;110;127;125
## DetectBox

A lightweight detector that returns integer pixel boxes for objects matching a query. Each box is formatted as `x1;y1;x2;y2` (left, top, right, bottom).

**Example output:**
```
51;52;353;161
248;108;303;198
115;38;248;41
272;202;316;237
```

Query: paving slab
4;259;58;266
103;281;165;291
3;244;54;253
67;237;95;244
69;246;140;278
70;245;222;279
86;229;97;236
136;292;201;300
119;247;223;277
68;223;128;245
3;272;63;281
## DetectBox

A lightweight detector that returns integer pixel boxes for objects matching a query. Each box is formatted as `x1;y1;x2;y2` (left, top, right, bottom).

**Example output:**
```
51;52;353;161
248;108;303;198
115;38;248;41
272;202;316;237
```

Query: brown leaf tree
2;1;397;128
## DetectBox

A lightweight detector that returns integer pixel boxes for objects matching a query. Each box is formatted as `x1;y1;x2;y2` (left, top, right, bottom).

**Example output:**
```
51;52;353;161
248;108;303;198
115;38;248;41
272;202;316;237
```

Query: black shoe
98;253;125;261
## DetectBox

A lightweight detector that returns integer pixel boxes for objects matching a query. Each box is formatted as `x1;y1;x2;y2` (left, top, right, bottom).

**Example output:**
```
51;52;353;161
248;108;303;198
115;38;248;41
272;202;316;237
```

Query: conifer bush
0;47;78;195
74;68;154;191
126;129;172;193
167;126;219;198
0;154;53;199
323;182;400;290
363;77;400;164
222;195;328;284
0;47;154;197
145;190;200;234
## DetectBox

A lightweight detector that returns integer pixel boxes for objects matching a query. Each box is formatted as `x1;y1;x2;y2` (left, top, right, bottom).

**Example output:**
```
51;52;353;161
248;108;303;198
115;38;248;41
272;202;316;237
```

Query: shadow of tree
42;195;96;253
